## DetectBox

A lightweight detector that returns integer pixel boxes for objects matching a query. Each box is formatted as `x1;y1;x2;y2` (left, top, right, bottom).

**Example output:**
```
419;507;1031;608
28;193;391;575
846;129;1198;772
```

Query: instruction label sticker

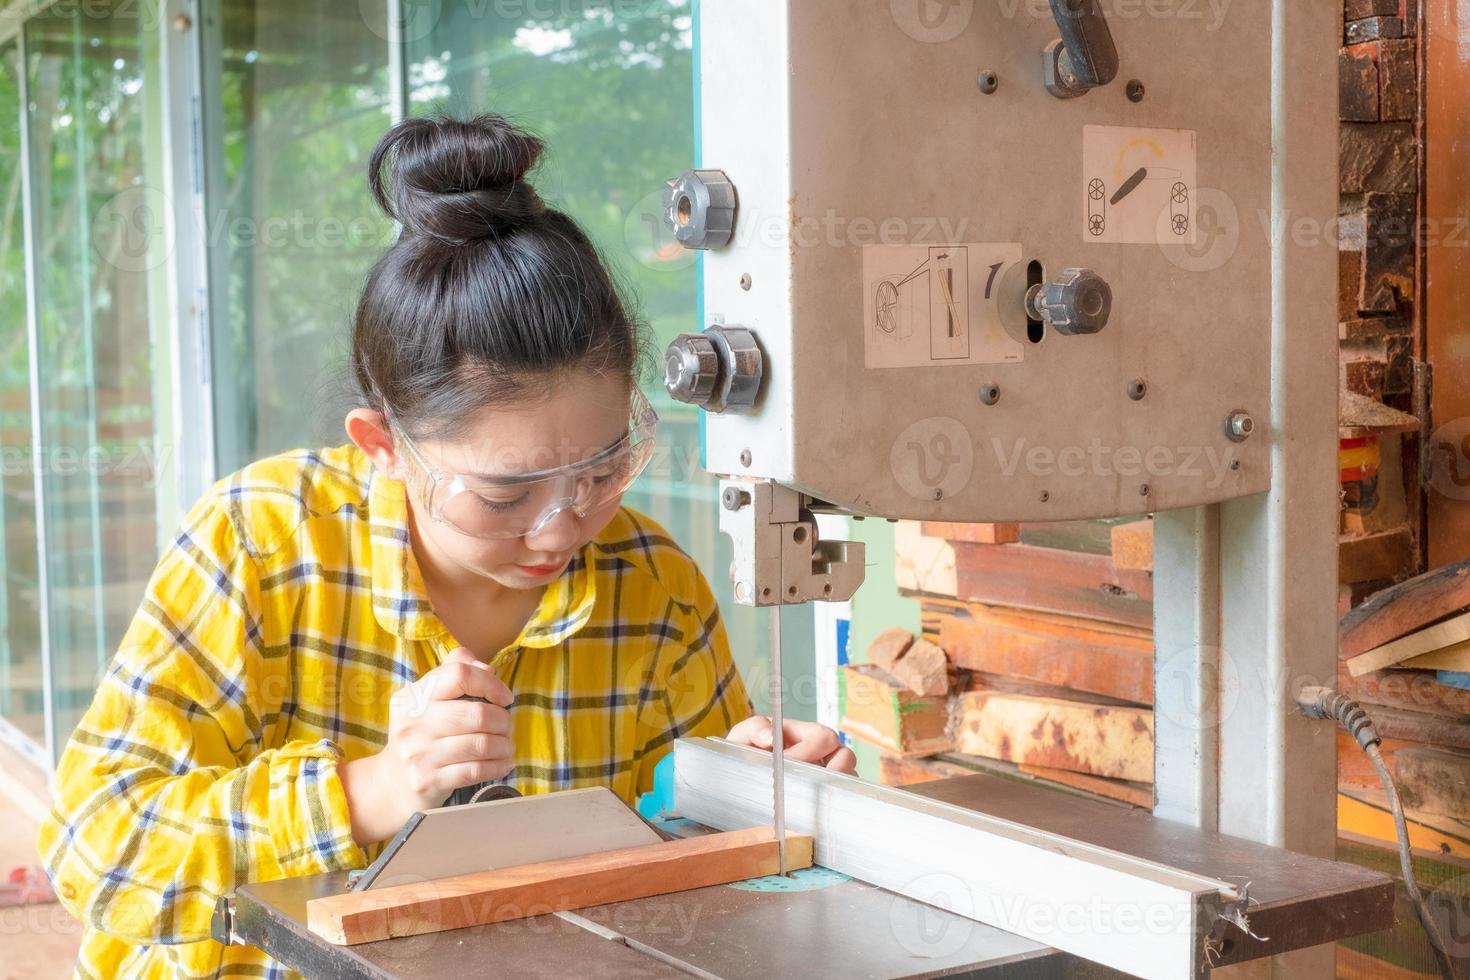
1081;125;1198;246
862;243;1024;369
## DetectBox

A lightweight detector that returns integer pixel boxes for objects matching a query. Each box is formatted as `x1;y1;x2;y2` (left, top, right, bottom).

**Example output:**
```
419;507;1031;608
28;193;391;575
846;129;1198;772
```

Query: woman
37;113;855;979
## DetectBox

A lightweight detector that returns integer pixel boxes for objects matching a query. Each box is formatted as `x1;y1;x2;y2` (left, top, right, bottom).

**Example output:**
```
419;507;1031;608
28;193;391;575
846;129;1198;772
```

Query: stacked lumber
844;519;1157;810
1336;558;1470;861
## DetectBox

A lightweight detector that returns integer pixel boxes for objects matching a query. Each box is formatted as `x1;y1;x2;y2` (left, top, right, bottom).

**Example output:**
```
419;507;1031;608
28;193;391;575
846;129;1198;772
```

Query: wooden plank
1337;790;1470;860
307;826;812;945
1336;662;1470;716
864;627;914;672
888;637;950;696
920;521;1019;545
954;690;1153;783
1394;746;1470;819
1348;610;1470;676
939;603;1153;705
877;754;975;787
1338;528;1415;586
949;542;1154;629
1365;704;1470;752
1401;638;1470;671
838;664;953;757
1110;519;1154;572
893;520;957;596
1340;557;1470;659
1016;763;1152;808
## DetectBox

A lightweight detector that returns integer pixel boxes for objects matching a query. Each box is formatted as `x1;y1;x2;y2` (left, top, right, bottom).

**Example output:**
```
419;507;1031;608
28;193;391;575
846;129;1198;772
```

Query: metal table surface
227;772;1393;978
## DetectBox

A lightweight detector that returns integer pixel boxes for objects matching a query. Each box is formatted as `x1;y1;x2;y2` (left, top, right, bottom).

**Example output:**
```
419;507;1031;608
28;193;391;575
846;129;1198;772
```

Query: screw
979;384;1001;406
721;487;751;511
739;448;752;467
1039;490;1050;503
1230;459;1242;471
1226;410;1255;442
739;273;752;291
1139;483;1151;497
933;489;944;501
978;71;999;95
1126;79;1146;103
1127;379;1147;401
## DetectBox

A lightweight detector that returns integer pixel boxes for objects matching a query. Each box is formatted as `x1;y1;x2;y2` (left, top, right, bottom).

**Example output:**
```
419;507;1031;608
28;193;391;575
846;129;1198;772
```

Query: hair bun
369;113;547;243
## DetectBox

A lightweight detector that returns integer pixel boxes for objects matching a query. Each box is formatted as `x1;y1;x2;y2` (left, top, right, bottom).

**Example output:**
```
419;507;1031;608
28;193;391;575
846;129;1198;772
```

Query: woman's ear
346;408;403;477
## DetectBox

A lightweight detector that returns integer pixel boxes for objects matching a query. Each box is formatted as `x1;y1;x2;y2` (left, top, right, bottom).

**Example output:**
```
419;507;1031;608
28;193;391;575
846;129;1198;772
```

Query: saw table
216;768;1392;979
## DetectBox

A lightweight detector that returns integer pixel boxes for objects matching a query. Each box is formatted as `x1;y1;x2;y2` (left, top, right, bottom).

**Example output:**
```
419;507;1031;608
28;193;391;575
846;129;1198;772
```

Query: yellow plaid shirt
36;443;751;979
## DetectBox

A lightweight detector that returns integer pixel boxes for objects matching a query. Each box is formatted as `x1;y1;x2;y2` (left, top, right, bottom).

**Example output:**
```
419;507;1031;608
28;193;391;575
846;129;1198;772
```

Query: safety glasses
393;388;659;539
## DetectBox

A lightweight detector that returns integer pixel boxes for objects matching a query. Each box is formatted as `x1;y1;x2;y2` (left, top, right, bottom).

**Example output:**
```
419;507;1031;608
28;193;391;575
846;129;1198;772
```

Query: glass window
206;1;396;471
25;0;159;742
405;1;805;714
0;38;43;744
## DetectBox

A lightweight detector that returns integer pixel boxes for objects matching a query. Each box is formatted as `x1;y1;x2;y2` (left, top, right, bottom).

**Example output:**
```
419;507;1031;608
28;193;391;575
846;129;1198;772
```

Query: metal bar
385;0;408;124
14;23;57;768
1210;3;1341;976
1152;505;1221;830
674;737;1240;980
157;0;216;516
768;602;785;875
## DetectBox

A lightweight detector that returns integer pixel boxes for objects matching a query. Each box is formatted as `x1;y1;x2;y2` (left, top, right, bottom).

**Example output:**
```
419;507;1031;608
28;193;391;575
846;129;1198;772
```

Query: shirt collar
366;464;598;648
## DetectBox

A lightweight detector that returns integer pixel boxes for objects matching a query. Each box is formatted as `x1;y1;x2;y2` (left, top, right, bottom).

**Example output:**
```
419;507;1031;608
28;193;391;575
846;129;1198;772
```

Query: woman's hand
726;716;857;774
340;647;515;845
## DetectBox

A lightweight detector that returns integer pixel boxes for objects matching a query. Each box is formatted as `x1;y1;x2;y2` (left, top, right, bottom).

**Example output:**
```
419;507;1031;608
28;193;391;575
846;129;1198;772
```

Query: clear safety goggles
394;388;659;539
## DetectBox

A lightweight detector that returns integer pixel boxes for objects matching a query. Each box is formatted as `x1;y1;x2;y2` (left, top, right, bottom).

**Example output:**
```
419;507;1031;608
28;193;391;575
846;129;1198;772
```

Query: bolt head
1226;410;1255;442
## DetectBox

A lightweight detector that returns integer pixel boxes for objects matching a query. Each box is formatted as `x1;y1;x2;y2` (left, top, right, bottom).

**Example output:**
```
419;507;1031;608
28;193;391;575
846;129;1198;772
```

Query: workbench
217;771;1394;978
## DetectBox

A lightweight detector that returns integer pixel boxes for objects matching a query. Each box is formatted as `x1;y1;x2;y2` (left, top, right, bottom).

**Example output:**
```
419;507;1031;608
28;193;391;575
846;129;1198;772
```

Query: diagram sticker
863;243;1024;370
1081;126;1198;246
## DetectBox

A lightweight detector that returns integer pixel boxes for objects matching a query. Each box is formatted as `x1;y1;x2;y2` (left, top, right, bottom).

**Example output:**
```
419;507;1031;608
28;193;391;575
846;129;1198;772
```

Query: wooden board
1337;790;1470;861
877;754;976;787
954;690;1153;783
1338;528;1414;586
838;664;953;757
1394;746;1470;820
1016;763;1153;808
949;542;1153;629
1110;519;1154;572
1340;558;1470;659
307;826;813;945
920;521;1019;545
1348;610;1470;676
1402;639;1470;671
1363;704;1470;752
1335;662;1470;716
938;602;1153;705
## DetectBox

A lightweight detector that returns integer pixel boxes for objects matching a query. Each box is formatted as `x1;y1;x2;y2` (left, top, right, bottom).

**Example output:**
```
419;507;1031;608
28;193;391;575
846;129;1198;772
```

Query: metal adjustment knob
664;334;720;406
1025;267;1113;336
662;169;737;250
663;325;763;414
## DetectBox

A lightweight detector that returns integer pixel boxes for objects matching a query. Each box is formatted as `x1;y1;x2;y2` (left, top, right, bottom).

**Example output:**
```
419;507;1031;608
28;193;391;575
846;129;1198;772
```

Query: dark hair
353;112;649;439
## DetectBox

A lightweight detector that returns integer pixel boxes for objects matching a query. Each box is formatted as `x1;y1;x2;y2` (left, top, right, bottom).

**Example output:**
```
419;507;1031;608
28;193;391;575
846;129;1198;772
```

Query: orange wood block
308;826;812;945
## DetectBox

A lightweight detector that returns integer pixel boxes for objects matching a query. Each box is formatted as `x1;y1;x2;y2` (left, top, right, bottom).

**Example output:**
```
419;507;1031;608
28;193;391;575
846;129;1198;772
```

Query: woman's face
396;372;635;591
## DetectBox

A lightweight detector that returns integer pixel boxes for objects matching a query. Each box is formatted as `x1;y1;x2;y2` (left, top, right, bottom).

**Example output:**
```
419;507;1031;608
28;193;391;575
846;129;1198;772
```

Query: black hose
1298;686;1460;980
